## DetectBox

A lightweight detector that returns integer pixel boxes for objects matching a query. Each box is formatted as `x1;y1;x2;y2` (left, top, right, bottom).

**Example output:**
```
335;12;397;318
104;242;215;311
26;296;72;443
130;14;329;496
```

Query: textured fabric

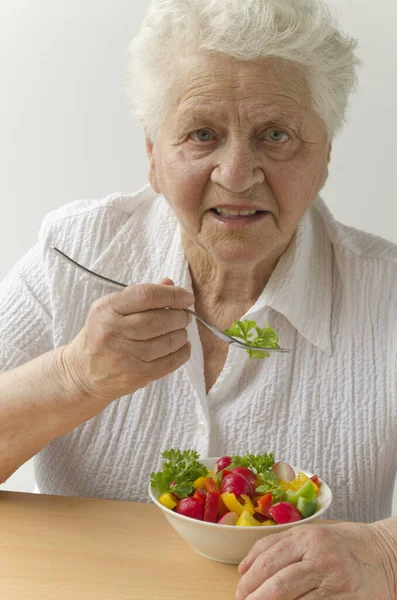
0;184;396;524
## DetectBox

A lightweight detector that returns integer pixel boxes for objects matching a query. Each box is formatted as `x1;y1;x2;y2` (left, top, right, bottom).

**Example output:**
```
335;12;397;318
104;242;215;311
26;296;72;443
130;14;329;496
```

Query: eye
266;130;290;143
190;129;215;143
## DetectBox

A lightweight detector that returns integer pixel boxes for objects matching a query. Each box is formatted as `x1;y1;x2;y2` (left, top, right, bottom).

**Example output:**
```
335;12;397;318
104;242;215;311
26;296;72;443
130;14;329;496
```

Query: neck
182;233;284;318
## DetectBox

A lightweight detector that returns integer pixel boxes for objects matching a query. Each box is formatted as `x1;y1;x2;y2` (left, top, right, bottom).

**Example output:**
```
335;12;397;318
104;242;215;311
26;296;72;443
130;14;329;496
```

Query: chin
209;243;269;266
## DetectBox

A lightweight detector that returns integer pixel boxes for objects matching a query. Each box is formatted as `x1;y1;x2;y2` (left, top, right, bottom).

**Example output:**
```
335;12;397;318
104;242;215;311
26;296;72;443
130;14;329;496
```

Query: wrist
53;344;103;408
370;519;397;597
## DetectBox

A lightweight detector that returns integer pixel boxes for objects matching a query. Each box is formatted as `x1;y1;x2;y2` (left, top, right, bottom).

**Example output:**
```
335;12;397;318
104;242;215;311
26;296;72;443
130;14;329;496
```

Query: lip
209;210;269;229
210;204;265;212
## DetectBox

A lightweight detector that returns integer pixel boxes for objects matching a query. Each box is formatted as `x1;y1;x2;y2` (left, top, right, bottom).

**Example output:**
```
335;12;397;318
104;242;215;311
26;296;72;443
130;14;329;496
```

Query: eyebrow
175;101;305;128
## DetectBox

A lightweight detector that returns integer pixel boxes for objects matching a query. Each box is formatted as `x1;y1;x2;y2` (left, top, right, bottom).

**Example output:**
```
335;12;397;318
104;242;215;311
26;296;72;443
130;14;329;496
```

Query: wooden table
1;491;336;599
1;490;241;599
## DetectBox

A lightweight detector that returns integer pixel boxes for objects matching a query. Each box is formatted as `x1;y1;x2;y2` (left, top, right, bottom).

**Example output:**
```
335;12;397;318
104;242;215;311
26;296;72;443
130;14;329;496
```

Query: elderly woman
1;0;397;596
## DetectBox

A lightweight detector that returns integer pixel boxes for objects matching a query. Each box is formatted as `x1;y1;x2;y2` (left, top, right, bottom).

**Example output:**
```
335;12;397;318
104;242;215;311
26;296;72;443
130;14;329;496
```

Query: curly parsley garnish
224;320;280;360
255;471;287;503
150;449;208;498
230;452;275;474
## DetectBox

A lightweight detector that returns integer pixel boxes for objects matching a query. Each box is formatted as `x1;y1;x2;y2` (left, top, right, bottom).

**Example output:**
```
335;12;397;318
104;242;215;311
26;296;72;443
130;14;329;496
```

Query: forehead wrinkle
175;96;306;132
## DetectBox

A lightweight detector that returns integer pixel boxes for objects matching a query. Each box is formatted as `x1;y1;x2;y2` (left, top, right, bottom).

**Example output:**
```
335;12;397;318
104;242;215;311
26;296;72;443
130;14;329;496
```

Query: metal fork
51;247;291;354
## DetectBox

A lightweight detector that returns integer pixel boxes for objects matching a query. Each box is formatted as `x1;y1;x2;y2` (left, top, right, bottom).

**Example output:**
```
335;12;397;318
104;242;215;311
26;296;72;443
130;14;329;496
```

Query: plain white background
1;1;396;510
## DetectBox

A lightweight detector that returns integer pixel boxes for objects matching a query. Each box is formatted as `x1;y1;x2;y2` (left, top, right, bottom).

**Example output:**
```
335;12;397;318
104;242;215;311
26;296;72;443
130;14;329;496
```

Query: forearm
370;517;397;596
0;347;104;483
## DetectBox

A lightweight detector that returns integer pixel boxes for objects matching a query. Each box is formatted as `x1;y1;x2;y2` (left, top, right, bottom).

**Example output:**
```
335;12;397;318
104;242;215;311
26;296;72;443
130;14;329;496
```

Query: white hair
127;0;360;139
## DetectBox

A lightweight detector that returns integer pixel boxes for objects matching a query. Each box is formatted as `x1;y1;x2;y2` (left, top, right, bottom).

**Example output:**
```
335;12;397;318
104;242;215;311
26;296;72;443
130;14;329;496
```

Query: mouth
212;207;262;217
209;206;268;226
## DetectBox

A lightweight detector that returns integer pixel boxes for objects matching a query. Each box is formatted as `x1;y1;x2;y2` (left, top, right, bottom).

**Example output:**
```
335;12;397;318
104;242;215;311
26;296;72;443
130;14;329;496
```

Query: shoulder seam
42;202;130;229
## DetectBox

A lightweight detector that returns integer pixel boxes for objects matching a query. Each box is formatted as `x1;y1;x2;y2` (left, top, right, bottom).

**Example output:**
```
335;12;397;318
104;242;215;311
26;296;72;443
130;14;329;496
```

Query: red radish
221;469;233;481
203;492;220;523
268;502;302;524
176;497;204;520
216;456;232;472
221;472;253;498
218;512;239;526
271;461;295;482
231;467;257;486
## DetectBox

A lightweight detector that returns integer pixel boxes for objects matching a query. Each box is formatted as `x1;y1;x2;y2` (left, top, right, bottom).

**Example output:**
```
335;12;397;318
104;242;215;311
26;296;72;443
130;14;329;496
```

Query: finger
159;278;175;286
145;340;191;380
237;536;304;599
239;529;294;575
243;562;320;600
109;283;194;315
123;308;191;341
133;329;189;362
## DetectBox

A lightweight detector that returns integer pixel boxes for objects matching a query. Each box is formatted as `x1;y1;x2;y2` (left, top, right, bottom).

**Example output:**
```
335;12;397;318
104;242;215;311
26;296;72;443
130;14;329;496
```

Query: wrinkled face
146;53;331;266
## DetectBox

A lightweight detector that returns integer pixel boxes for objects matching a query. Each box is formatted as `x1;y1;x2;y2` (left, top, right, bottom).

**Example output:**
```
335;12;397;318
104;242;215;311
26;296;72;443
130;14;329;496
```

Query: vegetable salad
150;450;322;526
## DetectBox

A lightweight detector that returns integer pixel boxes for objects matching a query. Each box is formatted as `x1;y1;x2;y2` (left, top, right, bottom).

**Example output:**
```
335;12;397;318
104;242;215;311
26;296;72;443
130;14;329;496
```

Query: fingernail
238;560;247;574
184;293;195;305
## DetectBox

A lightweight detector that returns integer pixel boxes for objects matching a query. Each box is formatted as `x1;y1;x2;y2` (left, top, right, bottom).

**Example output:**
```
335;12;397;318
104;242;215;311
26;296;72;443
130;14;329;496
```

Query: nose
211;140;265;193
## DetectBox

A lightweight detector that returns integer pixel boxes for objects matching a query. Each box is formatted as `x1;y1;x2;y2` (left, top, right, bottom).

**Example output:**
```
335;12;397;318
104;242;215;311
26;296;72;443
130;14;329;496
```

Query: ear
327;142;333;164
145;132;161;193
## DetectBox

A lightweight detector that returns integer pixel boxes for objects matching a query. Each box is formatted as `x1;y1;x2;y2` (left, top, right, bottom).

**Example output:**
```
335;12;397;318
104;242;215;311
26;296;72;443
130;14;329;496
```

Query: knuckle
157;311;172;334
90;294;115;321
90;296;106;318
167;342;190;369
98;321;116;344
135;284;157;306
136;342;155;362
266;577;289;600
170;329;188;351
306;526;330;544
257;552;274;579
252;538;269;556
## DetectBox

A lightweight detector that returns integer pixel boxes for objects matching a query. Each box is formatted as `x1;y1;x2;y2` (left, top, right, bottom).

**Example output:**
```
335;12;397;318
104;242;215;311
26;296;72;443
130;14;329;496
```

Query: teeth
216;208;257;216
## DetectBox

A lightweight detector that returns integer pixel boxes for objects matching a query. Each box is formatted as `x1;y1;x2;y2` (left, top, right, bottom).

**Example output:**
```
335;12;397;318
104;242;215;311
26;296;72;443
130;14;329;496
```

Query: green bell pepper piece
286;480;317;506
297;496;318;518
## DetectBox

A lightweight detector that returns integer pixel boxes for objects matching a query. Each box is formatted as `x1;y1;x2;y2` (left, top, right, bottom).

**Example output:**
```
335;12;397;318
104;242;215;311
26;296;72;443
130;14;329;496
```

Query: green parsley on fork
50;246;291;357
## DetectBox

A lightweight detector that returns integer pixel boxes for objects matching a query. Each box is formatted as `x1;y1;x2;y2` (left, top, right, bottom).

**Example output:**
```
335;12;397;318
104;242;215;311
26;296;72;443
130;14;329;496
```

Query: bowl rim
148;458;333;530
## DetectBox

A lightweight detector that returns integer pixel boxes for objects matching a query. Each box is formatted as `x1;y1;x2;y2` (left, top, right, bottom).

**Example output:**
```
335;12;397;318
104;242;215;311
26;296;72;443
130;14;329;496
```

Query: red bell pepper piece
310;475;321;488
203;491;220;523
217;495;230;518
255;493;273;517
204;477;220;494
193;488;206;505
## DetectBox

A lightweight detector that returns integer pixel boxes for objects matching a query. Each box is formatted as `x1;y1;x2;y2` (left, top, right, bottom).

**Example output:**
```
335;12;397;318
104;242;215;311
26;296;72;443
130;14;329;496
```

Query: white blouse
1;185;396;523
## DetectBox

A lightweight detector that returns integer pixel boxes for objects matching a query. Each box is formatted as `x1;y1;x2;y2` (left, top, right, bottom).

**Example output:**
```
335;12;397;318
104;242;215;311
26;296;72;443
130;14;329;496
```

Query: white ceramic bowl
148;457;332;564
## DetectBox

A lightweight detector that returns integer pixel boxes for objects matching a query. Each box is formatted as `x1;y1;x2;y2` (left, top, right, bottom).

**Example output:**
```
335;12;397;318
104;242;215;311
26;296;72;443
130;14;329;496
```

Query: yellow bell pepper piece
221;492;245;516
236;510;260;527
280;473;311;492
240;494;255;516
193;476;207;490
158;493;177;510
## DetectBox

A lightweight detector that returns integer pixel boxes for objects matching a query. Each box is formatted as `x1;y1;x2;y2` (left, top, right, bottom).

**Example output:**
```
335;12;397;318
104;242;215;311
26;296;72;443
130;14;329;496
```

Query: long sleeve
0;238;53;371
